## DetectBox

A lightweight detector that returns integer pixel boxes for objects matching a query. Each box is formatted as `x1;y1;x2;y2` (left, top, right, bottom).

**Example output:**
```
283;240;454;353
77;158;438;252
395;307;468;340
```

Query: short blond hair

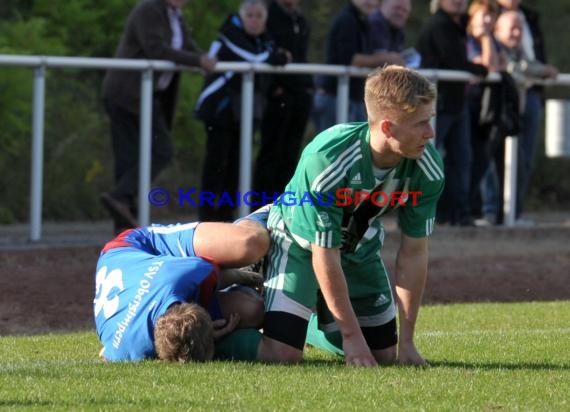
364;65;436;123
154;303;214;362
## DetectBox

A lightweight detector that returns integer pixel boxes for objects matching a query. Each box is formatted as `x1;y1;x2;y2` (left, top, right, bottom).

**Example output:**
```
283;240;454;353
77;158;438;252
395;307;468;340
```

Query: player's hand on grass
398;341;428;366
343;334;378;367
212;313;240;340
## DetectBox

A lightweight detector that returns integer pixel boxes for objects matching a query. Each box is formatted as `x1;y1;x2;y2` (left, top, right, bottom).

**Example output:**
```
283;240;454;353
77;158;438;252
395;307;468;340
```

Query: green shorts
264;227;396;339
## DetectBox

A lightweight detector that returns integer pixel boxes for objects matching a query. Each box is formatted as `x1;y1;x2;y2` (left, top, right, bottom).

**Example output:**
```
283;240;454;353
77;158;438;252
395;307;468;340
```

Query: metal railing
1;54;569;240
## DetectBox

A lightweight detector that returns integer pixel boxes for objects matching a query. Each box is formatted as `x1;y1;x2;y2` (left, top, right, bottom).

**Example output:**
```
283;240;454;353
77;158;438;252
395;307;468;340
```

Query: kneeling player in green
254;65;444;367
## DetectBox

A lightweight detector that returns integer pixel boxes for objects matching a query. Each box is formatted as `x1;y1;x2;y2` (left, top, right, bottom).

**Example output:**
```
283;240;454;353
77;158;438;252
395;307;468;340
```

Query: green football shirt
270;122;444;261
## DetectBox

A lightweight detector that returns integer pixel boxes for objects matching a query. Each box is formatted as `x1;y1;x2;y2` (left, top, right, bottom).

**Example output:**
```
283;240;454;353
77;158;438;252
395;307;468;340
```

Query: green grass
1;301;569;411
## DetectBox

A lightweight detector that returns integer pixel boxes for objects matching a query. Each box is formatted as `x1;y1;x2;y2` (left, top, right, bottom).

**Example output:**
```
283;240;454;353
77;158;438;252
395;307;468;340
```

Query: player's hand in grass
343;334;378;367
398;340;428;366
212;313;240;340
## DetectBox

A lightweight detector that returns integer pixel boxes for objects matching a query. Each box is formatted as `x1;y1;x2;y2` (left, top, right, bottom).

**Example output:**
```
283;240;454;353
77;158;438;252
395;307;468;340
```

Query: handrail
1;53;568;239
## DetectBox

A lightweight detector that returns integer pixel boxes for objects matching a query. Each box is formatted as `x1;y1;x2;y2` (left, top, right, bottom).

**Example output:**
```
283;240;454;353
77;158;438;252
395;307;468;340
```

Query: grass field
1;301;568;411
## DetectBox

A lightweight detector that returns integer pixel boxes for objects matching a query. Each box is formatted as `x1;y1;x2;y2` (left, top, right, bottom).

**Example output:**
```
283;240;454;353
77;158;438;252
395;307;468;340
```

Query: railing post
503;136;518;227
336;73;349;124
29;65;46;242
138;68;153;227
238;70;255;217
431;79;438;135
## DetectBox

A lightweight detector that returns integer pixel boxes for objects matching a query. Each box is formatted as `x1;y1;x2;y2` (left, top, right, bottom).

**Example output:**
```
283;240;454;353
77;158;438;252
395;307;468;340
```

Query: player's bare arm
395;234;429;366
311;245;378;367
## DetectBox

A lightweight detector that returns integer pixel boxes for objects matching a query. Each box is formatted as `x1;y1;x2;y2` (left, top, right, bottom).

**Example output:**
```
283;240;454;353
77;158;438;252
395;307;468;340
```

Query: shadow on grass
223;359;570;371
428;360;570;371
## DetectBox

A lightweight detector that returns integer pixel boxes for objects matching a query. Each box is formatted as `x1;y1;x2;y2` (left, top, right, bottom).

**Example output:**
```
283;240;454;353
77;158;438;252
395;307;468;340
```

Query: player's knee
259;336;303;364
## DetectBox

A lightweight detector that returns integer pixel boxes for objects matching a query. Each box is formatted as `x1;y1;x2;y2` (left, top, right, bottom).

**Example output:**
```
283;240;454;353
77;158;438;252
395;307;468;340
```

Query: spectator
101;0;216;234
368;0;415;64
495;12;557;85
195;0;290;222
465;0;505;225
495;1;558;224
254;0;313;198
312;0;405;133
416;0;488;226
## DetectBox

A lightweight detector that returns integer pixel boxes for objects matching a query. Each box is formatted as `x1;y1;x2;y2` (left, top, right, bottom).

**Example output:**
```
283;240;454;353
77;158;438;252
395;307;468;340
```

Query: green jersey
270;122;444;261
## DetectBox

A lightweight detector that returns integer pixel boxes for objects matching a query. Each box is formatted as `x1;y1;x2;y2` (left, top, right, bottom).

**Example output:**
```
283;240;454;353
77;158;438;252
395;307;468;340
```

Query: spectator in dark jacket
195;0;290;222
101;0;216;234
312;0;404;133
254;0;313;198
416;0;488;226
368;0;411;55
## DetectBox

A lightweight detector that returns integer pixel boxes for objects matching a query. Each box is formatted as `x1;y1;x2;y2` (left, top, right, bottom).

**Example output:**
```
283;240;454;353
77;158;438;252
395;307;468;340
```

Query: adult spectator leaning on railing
194;0;291;222
416;0;489;227
312;0;406;133
368;0;417;67
495;0;558;226
464;0;517;227
101;0;217;234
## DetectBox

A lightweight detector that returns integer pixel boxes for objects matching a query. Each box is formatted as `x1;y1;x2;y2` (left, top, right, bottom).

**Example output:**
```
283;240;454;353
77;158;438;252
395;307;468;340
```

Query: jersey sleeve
140;223;200;257
398;147;445;238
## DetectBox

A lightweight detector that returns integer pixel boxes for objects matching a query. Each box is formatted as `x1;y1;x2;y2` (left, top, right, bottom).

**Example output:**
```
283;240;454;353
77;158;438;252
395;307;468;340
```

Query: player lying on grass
94;206;270;362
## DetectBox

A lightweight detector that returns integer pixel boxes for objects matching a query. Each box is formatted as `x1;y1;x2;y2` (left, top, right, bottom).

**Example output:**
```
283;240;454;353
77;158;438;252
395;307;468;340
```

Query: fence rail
1;54;569;240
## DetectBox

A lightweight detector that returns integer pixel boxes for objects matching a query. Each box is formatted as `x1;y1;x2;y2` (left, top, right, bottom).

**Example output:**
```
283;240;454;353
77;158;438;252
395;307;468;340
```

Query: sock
305;313;344;356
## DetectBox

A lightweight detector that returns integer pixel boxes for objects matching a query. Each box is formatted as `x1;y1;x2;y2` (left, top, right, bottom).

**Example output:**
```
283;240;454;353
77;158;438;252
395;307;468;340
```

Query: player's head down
364;65;436;124
154;302;214;362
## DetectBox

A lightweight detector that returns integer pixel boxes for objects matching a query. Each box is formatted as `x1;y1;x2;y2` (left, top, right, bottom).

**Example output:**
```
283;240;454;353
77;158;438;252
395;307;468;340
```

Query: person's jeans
435;108;473;224
516;89;543;217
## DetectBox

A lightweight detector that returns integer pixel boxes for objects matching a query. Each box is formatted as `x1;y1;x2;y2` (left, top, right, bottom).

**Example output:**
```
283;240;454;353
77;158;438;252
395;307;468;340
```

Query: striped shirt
270;122;444;257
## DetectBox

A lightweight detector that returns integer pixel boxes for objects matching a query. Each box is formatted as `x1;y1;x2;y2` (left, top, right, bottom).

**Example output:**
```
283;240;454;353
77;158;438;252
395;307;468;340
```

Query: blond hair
467;0;500;35
364;65;436;123
154;303;214;362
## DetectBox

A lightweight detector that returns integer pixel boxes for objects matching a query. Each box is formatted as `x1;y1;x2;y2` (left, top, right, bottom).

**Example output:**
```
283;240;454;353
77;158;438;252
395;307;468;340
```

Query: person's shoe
474;213;496;227
100;192;138;229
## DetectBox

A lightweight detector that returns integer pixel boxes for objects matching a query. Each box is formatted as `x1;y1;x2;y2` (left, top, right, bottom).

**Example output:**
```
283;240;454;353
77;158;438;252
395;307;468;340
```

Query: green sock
215;328;262;361
305;313;344;357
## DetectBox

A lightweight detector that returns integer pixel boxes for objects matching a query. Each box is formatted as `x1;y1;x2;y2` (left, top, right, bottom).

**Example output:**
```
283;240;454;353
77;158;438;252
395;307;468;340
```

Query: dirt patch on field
1;218;569;335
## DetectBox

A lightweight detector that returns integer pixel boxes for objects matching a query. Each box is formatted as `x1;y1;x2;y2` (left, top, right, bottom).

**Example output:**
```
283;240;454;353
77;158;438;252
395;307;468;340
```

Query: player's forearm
312;247;361;338
395;248;428;343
